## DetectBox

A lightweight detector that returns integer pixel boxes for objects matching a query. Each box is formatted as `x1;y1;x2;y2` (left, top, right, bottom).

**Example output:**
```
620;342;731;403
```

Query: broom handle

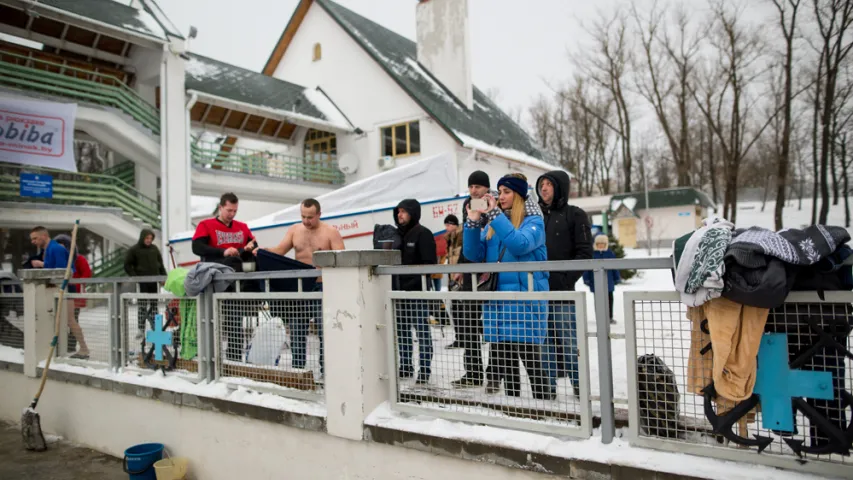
30;220;79;407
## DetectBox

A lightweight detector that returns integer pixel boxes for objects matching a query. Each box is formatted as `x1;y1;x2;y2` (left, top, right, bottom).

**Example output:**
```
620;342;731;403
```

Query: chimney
416;0;473;109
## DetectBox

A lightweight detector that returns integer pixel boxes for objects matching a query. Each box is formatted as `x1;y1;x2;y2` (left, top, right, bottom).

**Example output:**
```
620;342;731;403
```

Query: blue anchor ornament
753;333;835;433
145;314;172;361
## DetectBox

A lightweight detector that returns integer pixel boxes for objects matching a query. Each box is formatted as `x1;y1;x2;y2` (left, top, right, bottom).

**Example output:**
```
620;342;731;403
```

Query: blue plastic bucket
123;443;164;480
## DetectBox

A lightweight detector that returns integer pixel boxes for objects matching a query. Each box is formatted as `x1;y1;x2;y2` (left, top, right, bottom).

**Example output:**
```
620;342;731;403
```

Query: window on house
313;43;322;61
381;121;420;157
303;129;337;183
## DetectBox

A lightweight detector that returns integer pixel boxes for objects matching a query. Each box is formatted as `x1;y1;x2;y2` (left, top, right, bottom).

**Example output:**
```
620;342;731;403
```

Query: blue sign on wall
678;212;691;217
20;173;53;199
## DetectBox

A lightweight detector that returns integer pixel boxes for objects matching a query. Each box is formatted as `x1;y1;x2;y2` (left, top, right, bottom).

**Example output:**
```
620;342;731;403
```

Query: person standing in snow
448;171;497;388
393;198;437;385
55;233;92;359
536;170;593;398
124;229;167;345
124;229;167;293
583;235;621;323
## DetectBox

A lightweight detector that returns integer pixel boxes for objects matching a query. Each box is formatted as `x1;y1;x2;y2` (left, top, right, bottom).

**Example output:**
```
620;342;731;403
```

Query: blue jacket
463;214;549;344
43;240;70;270
583;250;620;292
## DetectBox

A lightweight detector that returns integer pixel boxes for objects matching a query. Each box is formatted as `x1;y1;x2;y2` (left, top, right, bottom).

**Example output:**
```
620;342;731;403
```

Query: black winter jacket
124;229;167;277
536;170;593;291
393;199;437;291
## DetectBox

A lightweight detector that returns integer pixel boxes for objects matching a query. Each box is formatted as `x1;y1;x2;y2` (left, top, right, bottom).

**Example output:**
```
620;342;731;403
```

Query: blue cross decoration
753;333;834;432
145;314;172;361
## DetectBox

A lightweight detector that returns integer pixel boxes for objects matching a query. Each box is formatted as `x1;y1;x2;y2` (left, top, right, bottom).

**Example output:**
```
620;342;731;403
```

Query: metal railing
385;288;592;437
0;51;160;134
212;271;324;400
101;162;136;187
55;293;112;367
92;248;128;278
191;140;345;185
7;258;852;478
624;290;853;478
0;279;24;353
0;162;161;229
121;293;199;378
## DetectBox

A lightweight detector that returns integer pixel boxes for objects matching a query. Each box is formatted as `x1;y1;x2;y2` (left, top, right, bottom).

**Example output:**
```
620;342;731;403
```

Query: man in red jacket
55;234;91;359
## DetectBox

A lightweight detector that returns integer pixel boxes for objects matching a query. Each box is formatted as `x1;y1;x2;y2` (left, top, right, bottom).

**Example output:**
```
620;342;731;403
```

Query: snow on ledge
365;403;813;480
455;132;566;175
303;88;351;130
0;345;24;364
37;360;326;418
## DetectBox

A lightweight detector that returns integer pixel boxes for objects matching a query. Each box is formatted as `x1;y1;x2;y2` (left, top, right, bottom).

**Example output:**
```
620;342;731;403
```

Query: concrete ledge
0;361;325;433
314;249;401;268
364;424;703;480
19;269;65;282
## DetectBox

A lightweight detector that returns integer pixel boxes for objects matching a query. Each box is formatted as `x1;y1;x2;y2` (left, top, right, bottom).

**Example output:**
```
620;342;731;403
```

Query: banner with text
0;97;77;172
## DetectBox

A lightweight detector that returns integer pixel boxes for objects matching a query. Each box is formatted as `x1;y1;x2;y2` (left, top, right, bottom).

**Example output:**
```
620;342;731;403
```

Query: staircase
101;162;136;188
0;162;160;229
91;247;128;278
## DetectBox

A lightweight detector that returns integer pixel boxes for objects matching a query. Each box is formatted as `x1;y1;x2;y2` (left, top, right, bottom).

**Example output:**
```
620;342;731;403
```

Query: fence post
21;269;64;378
314;250;401;441
200;286;215;383
593;268;615;444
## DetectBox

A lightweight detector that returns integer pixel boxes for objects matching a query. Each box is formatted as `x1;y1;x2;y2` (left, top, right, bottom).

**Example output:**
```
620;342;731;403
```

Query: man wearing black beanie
449;171;496;387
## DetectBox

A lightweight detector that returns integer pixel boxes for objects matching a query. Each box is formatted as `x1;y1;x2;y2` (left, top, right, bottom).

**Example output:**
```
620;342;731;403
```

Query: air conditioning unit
378;155;395;170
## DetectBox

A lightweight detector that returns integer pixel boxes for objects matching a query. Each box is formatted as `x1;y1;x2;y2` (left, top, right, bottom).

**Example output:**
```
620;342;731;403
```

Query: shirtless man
260;198;343;373
264;198;344;267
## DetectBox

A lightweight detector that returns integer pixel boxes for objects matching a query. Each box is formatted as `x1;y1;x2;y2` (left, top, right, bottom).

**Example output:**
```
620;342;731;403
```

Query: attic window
313;43;322;61
381;121;420;158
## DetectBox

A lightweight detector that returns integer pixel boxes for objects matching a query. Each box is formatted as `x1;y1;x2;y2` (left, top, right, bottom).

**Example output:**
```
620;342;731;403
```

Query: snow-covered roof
184;53;353;132
311;0;549;163
29;0;181;41
455;131;566;175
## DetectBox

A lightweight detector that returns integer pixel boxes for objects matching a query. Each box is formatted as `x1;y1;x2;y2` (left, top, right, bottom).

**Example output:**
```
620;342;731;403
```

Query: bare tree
692;1;771;223
813;0;853;224
630;2;703;186
577;10;635;191
769;0;802;229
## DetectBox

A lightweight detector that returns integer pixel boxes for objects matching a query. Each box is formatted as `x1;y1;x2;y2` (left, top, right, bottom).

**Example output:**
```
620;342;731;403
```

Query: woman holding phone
463;173;551;399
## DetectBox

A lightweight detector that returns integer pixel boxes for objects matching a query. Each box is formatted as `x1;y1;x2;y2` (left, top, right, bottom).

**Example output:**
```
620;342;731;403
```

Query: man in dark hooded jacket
393;199;437;385
124;229;167;293
536;170;593;397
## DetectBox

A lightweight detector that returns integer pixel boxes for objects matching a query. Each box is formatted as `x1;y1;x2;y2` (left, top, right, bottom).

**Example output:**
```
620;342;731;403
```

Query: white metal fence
213;291;324;400
386;289;592;437
55;293;112;367
624;291;853;477
0;283;24;351
121;293;200;377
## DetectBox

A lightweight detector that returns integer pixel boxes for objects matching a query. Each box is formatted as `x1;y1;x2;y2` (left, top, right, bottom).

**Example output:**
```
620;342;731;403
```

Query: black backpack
637;354;682;438
373;224;402;250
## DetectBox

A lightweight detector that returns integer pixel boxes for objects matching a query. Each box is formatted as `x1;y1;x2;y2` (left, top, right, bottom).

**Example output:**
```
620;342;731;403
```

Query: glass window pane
395;124;407;156
409;121;420;154
382;127;393;157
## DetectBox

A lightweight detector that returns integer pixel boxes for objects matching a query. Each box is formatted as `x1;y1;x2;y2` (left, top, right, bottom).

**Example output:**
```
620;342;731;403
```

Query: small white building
609;187;716;248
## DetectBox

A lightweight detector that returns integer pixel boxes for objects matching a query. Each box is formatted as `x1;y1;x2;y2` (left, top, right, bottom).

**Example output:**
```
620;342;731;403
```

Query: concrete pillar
21;269;64;377
159;39;190;265
314;250;401;441
135;163;158;202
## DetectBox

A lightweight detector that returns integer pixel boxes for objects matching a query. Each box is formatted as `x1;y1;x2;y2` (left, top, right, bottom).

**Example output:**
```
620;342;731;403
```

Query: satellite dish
338;153;359;174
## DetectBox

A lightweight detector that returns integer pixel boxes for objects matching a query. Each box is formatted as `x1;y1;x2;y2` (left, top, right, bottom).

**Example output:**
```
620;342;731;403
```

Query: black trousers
452;300;483;379
488;342;550;399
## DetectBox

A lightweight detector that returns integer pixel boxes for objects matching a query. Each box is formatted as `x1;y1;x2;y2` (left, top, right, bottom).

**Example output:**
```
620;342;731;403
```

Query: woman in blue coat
463;173;552;399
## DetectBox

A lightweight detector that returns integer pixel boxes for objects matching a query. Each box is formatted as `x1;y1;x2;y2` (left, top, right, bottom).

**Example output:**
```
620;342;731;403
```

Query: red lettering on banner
333;220;359;231
433;203;460;218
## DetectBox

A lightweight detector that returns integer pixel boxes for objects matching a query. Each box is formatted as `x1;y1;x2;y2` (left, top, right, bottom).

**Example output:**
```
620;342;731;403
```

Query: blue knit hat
497;176;529;199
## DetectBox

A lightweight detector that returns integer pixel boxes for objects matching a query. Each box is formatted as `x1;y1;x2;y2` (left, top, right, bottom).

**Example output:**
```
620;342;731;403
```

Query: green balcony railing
0;163;161;229
101;161;136;187
0;51;160;135
191;140;345;185
92;247;128;278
